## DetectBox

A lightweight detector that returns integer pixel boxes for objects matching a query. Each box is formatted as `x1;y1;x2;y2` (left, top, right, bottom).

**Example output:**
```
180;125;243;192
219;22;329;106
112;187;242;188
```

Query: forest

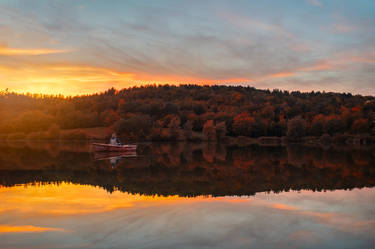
0;85;374;143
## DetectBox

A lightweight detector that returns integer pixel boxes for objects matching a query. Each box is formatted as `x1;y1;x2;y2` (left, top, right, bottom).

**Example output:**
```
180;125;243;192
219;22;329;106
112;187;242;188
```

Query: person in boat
110;133;121;146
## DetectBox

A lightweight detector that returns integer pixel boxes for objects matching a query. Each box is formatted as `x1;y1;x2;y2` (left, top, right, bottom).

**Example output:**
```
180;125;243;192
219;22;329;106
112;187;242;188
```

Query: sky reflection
0;183;374;249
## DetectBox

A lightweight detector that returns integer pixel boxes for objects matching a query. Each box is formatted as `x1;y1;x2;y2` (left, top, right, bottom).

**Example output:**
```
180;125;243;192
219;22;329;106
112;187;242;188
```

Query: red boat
92;143;137;152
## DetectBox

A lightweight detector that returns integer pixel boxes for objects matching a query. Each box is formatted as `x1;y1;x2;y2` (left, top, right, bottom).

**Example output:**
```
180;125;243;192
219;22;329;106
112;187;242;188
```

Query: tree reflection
0;142;374;196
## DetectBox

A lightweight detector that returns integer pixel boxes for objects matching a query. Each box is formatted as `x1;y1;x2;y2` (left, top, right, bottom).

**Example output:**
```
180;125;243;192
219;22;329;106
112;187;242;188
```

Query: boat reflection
93;151;138;168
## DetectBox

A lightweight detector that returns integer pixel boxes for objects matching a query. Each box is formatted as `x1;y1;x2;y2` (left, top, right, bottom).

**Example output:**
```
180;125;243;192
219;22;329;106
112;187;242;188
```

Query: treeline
0;85;374;141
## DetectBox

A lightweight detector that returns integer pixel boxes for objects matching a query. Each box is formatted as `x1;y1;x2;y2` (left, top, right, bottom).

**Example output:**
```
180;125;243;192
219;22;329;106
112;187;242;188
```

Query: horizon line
1;83;373;98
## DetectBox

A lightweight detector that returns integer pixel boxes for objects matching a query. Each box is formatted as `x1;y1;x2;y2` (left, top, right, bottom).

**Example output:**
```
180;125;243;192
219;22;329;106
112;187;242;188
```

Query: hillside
0;85;374;142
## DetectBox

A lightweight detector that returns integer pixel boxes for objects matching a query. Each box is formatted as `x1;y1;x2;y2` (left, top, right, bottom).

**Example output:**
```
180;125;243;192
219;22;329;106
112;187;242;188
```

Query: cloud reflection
0;183;374;248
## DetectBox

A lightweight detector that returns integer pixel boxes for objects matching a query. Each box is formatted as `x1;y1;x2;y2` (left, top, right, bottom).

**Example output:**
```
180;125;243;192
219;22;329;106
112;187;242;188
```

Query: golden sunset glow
0;182;192;216
0;225;65;233
0;46;69;56
0;62;253;95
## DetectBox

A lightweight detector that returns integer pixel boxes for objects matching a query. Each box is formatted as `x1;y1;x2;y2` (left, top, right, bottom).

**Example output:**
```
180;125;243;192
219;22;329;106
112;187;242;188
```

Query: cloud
219;11;295;40
0;46;70;56
331;24;356;33
268;72;297;79
307;0;323;7
1;49;373;95
0;225;65;233
272;203;298;211
259;51;375;80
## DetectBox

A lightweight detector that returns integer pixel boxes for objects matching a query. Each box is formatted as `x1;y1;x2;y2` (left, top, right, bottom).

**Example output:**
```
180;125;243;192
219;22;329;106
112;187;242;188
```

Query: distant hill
0;85;374;141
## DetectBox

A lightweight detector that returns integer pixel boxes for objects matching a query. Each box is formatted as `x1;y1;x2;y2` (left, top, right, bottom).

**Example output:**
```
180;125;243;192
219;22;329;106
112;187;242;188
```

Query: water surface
0;142;374;249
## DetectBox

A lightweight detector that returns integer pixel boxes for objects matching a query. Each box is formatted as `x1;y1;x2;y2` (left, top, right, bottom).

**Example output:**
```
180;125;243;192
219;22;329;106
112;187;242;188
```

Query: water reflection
0;142;374;196
93;151;137;168
0;142;374;248
0;183;374;249
93;151;137;161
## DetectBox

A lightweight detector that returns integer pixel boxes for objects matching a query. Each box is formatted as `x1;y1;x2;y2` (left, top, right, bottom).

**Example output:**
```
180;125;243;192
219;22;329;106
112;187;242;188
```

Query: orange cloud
300;62;333;71
0;46;69;56
259;53;375;82
272;203;298;211
0;47;373;95
299;55;375;73
345;55;375;64
213;197;249;203
268;72;296;79
0;225;65;233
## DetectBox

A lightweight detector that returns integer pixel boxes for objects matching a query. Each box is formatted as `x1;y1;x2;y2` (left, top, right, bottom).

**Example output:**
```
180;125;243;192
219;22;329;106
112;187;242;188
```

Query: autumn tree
167;115;181;140
114;114;152;139
215;121;227;140
203;120;216;141
287;116;307;140
351;119;370;134
0;85;374;142
183;120;193;140
46;124;61;140
232;112;253;136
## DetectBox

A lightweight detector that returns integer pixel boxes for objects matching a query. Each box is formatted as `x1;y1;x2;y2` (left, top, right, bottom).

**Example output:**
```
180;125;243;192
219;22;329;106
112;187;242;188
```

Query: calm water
0;142;374;249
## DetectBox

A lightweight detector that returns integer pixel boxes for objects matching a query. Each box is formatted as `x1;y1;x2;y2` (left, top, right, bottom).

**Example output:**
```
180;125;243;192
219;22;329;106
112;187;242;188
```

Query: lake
0;142;374;249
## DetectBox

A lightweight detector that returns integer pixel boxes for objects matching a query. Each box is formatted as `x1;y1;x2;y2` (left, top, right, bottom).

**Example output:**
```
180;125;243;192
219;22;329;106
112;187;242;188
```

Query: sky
0;0;374;96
